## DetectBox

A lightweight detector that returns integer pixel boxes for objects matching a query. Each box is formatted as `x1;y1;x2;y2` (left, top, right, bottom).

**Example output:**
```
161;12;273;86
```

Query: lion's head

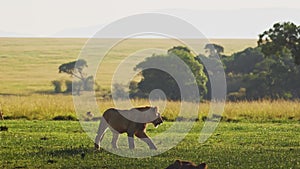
166;160;207;169
150;106;163;128
127;106;163;125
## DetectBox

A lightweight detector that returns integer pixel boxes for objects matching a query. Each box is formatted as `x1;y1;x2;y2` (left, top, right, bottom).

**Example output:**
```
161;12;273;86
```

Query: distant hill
0;30;34;37
1;8;299;38
52;24;103;38
48;8;300;39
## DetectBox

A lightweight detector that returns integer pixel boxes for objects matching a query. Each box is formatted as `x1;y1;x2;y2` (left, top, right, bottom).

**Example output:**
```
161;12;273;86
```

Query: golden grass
0;38;257;94
0;94;299;122
224;100;300;121
0;94;74;119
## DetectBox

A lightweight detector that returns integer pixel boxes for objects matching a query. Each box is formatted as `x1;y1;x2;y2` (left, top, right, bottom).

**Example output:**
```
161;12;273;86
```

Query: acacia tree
59;59;88;80
58;59;94;94
258;22;300;65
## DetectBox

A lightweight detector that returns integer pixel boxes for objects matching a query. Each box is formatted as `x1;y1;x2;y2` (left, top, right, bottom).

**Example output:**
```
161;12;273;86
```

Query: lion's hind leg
94;118;109;149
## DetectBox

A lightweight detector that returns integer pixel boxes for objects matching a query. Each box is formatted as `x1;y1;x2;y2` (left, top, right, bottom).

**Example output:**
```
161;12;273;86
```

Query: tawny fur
94;106;163;150
166;160;208;169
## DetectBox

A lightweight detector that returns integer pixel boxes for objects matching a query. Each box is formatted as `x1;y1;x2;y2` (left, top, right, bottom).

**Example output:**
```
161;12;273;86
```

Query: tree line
55;22;300;101
223;22;300;100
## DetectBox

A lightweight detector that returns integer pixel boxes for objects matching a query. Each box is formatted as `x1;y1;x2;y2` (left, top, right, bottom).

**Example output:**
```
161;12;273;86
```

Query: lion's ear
198;163;207;169
153;106;158;112
174;160;182;167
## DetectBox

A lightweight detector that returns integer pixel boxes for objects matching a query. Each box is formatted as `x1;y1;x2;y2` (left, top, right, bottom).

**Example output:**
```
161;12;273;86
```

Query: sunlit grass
1;94;299;122
0;120;299;168
224;100;300;121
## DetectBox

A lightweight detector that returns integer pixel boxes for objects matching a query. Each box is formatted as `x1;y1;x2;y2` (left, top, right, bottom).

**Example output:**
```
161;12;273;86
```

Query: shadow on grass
32;146;103;163
0;93;29;96
32;90;72;95
46;147;95;158
21;146;103;167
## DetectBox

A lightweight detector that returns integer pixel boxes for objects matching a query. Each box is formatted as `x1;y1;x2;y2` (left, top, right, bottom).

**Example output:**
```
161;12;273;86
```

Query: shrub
51;80;63;93
52;115;78;121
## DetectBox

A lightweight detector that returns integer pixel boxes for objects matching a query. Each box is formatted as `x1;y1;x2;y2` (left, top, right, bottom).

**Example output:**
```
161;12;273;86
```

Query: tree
58;59;88;80
195;44;226;100
131;46;207;101
58;59;94;94
204;43;224;57
227;47;300;100
167;46;191;53
112;83;128;100
258;22;300;65
223;47;264;74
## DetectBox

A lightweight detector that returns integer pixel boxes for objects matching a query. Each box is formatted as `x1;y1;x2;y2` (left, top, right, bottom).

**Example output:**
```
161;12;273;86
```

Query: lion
94;106;163;150
166;160;208;169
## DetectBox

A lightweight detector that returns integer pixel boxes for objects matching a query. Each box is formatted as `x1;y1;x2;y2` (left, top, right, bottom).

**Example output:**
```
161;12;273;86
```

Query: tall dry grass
224;100;300;121
0;94;74;119
0;94;299;122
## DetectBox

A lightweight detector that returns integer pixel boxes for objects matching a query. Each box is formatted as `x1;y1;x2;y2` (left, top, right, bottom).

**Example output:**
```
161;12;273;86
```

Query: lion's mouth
153;119;163;128
154;123;160;128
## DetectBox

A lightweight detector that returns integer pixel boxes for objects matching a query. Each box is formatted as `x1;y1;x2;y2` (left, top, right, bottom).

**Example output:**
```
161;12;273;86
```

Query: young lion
94;106;163;150
166;160;208;169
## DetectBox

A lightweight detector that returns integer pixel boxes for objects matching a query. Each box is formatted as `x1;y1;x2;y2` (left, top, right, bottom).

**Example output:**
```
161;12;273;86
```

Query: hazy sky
1;0;300;38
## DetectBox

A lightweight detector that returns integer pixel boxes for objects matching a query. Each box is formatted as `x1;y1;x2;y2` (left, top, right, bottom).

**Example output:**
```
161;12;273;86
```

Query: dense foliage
223;22;300;100
130;22;300;101
223;47;300;100
130;46;207;101
258;22;300;65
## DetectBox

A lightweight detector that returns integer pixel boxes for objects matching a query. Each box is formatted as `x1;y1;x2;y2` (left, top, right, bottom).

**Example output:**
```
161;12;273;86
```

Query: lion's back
102;108;131;133
103;108;125;122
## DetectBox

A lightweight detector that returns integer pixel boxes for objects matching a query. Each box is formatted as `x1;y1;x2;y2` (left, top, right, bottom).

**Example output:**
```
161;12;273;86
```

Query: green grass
0;120;299;168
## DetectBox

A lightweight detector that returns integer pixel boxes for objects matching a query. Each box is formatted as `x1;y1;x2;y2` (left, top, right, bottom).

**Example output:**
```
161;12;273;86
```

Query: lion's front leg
135;130;157;150
111;132;119;149
94;118;109;150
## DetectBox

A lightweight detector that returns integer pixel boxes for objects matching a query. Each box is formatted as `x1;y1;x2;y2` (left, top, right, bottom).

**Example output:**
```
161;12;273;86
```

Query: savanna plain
0;38;299;168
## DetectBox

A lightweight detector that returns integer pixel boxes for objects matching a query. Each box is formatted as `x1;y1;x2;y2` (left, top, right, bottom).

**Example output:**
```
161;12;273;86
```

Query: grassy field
0;38;257;94
1;38;299;168
0;120;299;168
